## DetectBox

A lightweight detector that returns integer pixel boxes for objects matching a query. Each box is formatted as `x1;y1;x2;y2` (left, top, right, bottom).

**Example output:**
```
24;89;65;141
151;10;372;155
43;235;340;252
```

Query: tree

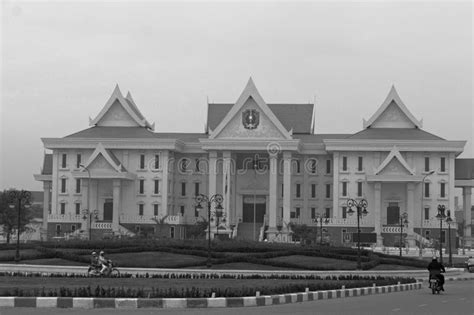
288;223;317;245
186;216;208;239
151;214;169;238
0;189;33;244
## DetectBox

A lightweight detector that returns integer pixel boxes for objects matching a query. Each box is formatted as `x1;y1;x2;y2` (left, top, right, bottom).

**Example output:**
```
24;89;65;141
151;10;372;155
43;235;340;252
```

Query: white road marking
392;308;401;312
418;304;427;307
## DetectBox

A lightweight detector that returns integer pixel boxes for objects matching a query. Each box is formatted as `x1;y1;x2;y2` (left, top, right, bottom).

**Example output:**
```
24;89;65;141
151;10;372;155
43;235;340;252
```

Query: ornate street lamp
313;213;329;246
445;210;453;267
436;205;447;264
399;212;408;257
347;198;368;270
8;190;32;263
420;170;435;257
79;164;91;238
82;209;99;240
194;193;224;268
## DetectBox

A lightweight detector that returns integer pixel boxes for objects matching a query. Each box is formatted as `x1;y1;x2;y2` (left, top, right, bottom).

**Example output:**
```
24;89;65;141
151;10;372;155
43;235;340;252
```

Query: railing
382;226;407;234
119;215;185;225
289;217;374;227
48;214;82;223
92;222;112;229
422;219;457;229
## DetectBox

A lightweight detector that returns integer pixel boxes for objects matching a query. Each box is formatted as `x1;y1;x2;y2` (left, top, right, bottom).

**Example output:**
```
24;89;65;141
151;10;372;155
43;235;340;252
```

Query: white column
222;151;231;227
283;152;292;228
51;152;58;214
112;179;121;231
406;182;416;247
332;152;340;218
374;182;383;246
81;178;90;235
463;187;472;247
42;181;52;240
269;154;278;229
208;151;218;228
161;150;169;216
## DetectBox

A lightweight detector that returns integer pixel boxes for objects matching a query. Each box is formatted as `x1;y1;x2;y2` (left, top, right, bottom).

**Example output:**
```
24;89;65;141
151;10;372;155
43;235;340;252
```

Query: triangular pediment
82;143;125;173
209;78;292;140
363;86;422;129
375;146;415;175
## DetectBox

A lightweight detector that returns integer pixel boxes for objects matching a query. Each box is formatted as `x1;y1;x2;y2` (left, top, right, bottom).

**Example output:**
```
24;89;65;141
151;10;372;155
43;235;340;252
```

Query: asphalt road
1;281;472;315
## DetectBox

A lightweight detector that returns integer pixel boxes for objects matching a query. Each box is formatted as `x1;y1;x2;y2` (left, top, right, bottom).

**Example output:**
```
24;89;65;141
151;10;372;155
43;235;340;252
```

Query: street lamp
445;210;453;267
313;213;329;246
79;164;91;238
8;190;32;263
399;212;408;257
420;170;435;257
436;205;447;264
82;209;99;240
194;193;224;268
347;198;368;270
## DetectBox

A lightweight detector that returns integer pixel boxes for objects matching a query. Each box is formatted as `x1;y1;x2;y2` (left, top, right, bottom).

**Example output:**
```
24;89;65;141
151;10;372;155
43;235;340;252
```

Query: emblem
242;109;260;130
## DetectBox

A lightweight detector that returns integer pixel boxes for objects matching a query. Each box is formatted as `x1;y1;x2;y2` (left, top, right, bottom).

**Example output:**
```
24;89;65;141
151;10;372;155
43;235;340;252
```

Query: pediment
375;146;415;175
378;158;411;176
97;100;140;127
88;155;117;172
82;143;125;173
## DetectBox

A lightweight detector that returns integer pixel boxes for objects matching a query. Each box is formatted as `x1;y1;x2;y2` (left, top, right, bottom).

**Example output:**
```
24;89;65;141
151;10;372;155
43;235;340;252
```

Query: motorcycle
428;275;443;294
466;257;474;273
87;260;120;277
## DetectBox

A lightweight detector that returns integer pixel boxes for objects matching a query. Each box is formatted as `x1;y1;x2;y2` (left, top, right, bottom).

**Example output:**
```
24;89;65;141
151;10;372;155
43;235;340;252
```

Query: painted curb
0;282;422;309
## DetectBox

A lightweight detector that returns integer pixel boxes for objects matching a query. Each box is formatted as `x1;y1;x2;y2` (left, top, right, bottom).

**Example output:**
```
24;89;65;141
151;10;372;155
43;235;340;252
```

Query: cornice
324;139;466;153
199;138;301;151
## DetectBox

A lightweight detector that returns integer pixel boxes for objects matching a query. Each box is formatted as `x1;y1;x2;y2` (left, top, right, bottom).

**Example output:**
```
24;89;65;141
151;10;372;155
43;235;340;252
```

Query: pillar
406;182;416;247
42;181;52;240
222;151;231;227
374;182;383;246
268;154;278;230
283;152;292;229
161;150;169;216
463;187;472;247
208;151;217;228
332;152;340;217
81;178;90;235
112;179;121;232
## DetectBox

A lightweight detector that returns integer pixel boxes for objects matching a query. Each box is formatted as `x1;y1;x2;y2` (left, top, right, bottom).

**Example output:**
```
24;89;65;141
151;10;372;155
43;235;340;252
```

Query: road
1;281;472;315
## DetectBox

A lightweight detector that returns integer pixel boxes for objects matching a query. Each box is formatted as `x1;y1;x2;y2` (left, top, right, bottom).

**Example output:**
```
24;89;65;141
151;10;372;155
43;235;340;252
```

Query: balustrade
47;214;82;223
119;214;184;225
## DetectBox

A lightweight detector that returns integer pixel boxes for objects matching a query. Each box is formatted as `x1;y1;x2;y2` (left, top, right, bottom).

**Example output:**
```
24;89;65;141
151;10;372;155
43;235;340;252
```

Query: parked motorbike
466;257;474;273
87;260;120;277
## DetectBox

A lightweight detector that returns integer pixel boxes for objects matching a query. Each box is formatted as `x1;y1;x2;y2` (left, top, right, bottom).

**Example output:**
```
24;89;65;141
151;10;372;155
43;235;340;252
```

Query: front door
103;199;113;222
242;196;266;223
387;202;400;225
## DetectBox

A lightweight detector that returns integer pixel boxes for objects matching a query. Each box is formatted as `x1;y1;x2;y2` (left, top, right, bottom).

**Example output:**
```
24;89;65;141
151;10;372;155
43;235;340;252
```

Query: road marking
441;300;448;303
418;304;427;307
392;308;401;312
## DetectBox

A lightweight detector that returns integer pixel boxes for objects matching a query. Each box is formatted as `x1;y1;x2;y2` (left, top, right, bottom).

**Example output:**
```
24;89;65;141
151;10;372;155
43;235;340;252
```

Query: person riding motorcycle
98;251;109;274
427;256;445;291
90;251;100;271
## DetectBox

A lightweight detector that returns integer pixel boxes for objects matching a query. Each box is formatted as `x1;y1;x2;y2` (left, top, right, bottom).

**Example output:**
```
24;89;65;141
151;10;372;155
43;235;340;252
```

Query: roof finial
112;84;123;98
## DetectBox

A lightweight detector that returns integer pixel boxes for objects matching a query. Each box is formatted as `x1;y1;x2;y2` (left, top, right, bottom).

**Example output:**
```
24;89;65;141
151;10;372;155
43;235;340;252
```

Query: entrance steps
236;223;261;241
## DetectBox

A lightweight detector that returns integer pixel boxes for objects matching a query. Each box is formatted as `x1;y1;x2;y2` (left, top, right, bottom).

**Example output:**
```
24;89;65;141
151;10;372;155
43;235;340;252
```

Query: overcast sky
1;1;473;191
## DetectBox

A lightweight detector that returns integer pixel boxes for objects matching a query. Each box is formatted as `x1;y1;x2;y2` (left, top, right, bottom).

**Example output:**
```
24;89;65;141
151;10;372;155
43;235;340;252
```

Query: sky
0;0;473;191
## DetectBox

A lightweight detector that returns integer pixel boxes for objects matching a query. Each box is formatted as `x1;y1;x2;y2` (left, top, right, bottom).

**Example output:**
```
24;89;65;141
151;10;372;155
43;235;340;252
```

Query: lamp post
420;170;435;257
82;209;99;240
445;210;453;267
313;213;329;246
399;212;408;257
194;193;224;268
347;198;368;270
8;190;32;263
436;205;447;264
79;164;91;238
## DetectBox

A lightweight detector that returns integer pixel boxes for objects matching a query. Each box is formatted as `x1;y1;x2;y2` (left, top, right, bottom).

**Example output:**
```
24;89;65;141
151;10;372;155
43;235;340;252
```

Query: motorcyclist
90;251;99;271
98;251;109;274
427;256;445;291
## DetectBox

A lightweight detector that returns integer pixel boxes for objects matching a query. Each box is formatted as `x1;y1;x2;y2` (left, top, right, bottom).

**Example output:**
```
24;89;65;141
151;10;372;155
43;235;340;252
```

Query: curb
0;282;421;309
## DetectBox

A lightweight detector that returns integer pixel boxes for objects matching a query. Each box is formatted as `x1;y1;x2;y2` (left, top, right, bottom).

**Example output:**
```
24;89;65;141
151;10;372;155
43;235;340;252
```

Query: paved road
1;281;472;315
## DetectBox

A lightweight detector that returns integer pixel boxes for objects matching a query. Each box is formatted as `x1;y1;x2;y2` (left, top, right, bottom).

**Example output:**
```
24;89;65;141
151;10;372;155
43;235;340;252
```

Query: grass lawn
371;264;424;270
268;255;358;270
0;249;42;259
103;251;207;268
16;258;85;266
193;262;300;270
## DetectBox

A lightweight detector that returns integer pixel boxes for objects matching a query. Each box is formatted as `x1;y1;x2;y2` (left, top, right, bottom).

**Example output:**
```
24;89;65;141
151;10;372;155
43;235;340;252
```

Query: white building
35;79;470;247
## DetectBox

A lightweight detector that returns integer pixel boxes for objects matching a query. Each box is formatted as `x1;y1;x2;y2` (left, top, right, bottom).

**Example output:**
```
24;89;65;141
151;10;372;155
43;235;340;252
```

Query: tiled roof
207;103;314;134
294;134;351;143
65;127;157;138
348;128;444;140
153;133;206;143
42;154;53;175
455;159;474;180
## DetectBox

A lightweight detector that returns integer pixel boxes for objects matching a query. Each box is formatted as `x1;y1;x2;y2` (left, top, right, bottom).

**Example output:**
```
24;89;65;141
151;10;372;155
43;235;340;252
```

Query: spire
112;84;123;98
125;91;136;105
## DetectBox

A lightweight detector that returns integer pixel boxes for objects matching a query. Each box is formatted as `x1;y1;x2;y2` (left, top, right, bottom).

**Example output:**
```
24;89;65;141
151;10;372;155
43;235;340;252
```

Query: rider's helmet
100;251;105;255
92;251;97;256
432;256;438;261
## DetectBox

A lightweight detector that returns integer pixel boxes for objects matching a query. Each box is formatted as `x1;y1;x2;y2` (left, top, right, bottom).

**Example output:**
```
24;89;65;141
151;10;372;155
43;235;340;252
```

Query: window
310;159;317;174
56;225;61;237
425;230;430;240
195;159;200;172
76;154;81;169
138;204;144;216
295;207;300;218
181;182;186;196
180;205;185;216
342;182;347;197
325;208;331;218
325;184;331;198
61;154;67;168
291;207;300;219
342;206;347;219
295;160;301;174
75;203;80;215
154;154;160;169
153;204;159;216
75;179;81;194
311;207;316;219
170;226;175;239
424;207;430;220
424;183;430;198
71;224;76;232
357;182;363;197
311;184;316;198
60;203;66;215
140;154;145;169
195;182;200;196
358;156;363;171
440;157;446;172
61;178;67;193
326;160;331;174
342;156;348;171
139;180;145;194
440;183;446;198
153;180;159;194
296;184;301;198
424;157;430;172
281;184;284;197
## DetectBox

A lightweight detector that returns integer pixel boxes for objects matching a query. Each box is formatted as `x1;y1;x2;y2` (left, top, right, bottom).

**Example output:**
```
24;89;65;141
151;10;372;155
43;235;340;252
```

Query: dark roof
294;134;351;143
455;159;474;180
348;128;444;140
153;133;206;143
65;127;157;138
42;154;53;175
207;103;314;134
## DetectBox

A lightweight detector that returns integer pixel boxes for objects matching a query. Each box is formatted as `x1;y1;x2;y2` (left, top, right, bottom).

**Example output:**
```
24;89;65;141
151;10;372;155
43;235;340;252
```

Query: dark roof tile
349;128;444;140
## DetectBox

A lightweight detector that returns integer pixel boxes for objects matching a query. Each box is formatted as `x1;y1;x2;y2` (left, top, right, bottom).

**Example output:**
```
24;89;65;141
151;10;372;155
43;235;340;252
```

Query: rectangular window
310;160;317;174
139;180;145;194
170;226;175;239
154;180;159;194
61;154;67;168
425;230;430;240
342;182;347;197
60;203;66;215
139;204;144;216
311;207;316;219
61;178;67;193
140;154;145;169
76;154;81;169
180;205;185;216
195;182;200;196
75;203;80;215
296;184;301;198
342;156;348;171
326;159;331;174
358;156;363;171
281;184;284;197
296;160;301;173
311;184;316;198
424;157;430;172
424;183;430;197
357;182;363;197
325;184;331;198
325;208;330;218
75;179;81;194
295;207;300;218
154;154;160;169
290;211;296;219
440;157;446;172
342;206;347;219
154;204;159;216
440;183;446;198
424;207;430;220
181;182;186;196
71;224;76;232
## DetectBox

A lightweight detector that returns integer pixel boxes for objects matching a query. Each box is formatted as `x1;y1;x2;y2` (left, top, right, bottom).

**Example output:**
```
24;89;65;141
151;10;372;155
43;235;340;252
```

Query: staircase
117;224;135;238
236;223;261;241
413;232;431;247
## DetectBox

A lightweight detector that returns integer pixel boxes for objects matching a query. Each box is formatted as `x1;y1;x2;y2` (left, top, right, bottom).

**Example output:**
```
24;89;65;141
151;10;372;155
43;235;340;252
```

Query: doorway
387;202;400;225
242;195;266;223
103;199;113;221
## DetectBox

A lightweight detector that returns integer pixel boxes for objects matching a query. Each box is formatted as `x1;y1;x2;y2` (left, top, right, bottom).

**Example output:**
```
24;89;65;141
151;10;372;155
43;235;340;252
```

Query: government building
35;79;473;249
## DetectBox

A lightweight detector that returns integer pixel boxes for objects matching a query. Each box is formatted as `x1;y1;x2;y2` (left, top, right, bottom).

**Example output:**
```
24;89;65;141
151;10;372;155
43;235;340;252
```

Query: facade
35;79;469;248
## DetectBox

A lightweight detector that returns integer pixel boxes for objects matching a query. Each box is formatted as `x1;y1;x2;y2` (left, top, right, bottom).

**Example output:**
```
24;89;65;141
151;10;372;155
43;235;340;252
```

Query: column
81;178;90;234
222;151;231;227
208;151;217;228
374;182;383;246
112;179;121;232
268;155;278;230
406;182;416;247
161;150;169;216
51;152;58;214
42;181;52;240
332;152;340;217
283;152;292;229
463;187;472;247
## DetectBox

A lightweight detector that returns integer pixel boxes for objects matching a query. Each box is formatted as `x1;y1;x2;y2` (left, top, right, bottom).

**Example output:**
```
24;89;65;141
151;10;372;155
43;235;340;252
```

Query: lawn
193;262;300;270
103;251;207;268
268;255;358;270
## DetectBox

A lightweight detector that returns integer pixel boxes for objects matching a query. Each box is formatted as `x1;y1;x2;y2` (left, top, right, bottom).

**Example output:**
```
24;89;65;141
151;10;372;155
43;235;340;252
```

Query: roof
293;134;351;143
207;103;314;134
455;159;474;180
348;128;444;140
42;154;53;175
65;127;157;138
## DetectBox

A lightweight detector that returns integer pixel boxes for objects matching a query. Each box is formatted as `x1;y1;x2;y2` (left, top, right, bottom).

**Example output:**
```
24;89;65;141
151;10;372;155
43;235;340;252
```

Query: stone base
376;235;384;247
266;227;292;243
405;235;417;248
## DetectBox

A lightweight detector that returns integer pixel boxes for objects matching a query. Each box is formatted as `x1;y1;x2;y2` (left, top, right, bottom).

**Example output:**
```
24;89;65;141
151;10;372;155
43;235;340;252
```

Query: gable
97;100;141;127
370;101;416;128
378;158;411;176
89;155;117;171
375;146;415;175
